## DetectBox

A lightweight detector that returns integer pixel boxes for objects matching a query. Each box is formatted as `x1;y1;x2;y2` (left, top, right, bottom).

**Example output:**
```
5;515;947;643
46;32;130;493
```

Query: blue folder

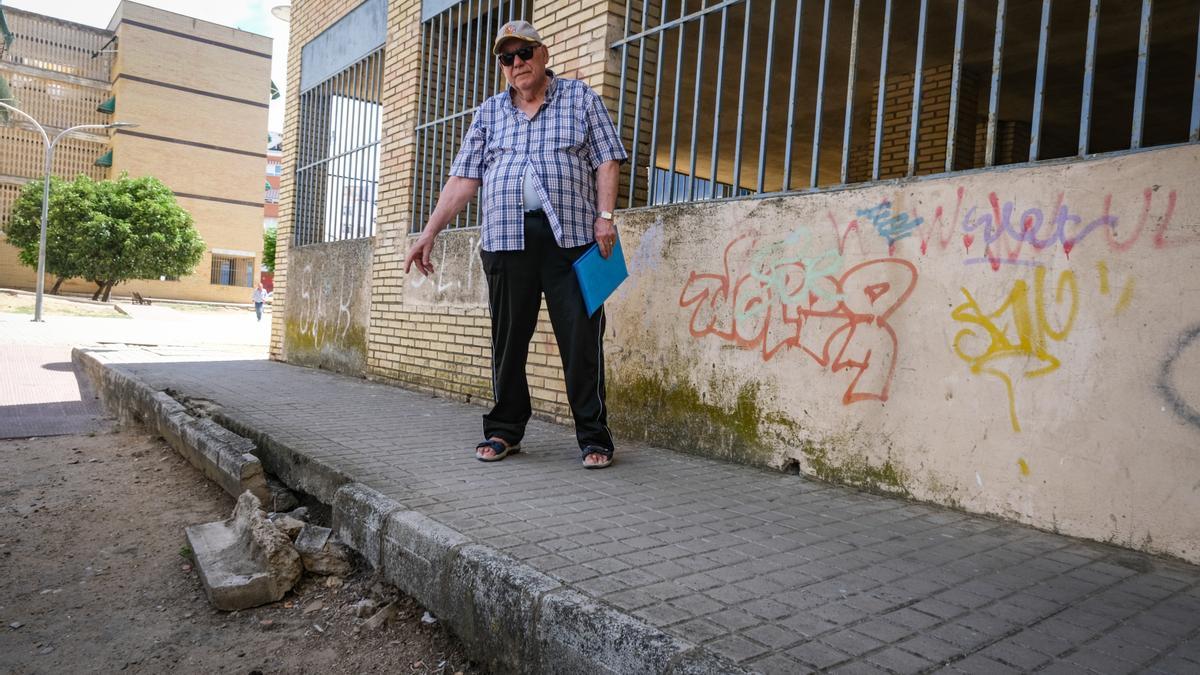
573;236;628;317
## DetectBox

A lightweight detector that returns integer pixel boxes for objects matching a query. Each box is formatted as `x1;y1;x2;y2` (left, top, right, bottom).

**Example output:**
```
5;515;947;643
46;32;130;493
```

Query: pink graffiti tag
679;231;918;404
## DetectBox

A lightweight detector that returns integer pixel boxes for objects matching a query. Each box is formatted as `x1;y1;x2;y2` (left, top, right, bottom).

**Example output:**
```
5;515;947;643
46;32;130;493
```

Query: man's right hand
404;231;438;276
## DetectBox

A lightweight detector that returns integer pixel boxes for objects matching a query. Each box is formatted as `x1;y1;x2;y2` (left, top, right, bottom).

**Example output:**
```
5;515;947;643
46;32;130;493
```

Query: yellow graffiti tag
1096;261;1135;316
952;267;1079;432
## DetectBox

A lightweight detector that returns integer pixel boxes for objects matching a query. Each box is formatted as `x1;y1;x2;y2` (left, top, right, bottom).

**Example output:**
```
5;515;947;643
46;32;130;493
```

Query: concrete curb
73;350;751;674
212;409;351;504
73;348;269;504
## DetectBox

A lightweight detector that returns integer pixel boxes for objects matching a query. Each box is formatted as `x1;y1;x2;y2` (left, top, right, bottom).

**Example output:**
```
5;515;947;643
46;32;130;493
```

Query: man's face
497;38;547;90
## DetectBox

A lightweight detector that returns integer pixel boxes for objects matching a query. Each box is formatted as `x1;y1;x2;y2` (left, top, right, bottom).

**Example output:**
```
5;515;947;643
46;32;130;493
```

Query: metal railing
612;0;1200;209
293;48;384;247
410;0;529;233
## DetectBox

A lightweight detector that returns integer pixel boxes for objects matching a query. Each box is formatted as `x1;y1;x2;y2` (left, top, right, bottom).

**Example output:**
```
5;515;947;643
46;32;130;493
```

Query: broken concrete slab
270;514;306;540
295;524;352;576
186;492;302;611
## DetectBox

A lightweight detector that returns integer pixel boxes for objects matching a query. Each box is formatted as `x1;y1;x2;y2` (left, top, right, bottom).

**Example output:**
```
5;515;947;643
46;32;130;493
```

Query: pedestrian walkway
0;343;104;439
86;346;1199;674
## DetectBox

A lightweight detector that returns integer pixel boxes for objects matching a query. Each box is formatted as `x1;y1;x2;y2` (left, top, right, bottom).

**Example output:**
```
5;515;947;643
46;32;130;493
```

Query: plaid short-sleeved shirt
449;72;628;252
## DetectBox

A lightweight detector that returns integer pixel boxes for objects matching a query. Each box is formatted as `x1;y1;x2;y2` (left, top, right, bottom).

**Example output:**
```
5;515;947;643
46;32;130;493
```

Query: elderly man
404;20;627;469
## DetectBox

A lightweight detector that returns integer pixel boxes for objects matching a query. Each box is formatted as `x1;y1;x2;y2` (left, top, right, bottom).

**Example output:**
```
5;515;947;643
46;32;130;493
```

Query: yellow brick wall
848;63;981;183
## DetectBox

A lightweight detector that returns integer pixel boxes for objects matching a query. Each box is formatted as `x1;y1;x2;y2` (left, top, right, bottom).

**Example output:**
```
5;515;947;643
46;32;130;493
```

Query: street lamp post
0;100;136;321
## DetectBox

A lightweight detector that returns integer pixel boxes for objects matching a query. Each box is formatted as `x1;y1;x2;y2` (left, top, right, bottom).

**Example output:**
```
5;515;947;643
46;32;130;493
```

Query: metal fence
293;48;384;247
410;0;530;233
613;0;1200;208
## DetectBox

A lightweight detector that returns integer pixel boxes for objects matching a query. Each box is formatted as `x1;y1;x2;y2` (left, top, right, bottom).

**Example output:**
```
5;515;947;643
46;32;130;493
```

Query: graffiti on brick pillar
407;233;486;300
679;229;918;404
294;262;356;346
951;263;1134;432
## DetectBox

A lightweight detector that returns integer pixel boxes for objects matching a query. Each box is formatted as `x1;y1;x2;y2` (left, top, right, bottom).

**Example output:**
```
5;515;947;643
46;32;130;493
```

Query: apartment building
0;1;271;302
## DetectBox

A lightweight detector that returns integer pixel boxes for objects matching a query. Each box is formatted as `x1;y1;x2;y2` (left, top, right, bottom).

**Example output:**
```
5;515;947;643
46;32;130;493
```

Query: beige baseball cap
492;20;543;54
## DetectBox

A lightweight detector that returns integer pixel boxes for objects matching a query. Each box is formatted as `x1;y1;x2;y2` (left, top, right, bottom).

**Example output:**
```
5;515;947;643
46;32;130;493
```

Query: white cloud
6;0;290;132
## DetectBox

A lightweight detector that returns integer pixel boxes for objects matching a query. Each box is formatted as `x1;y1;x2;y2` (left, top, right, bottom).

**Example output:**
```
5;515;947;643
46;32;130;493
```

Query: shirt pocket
541;110;586;152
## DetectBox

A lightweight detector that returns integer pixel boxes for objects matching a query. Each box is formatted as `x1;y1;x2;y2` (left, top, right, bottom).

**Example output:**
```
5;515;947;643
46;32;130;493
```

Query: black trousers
479;211;613;451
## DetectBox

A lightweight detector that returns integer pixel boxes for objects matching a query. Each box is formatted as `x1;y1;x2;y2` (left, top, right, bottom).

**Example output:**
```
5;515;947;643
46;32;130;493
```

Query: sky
5;0;290;132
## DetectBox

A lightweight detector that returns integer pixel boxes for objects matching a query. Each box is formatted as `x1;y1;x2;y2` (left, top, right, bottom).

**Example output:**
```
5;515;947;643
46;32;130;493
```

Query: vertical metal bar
906;0;928;177
349;61;360;239
628;0;652;207
667;1;686;203
357;60;369;238
430;13;446;222
946;0;966;172
1029;0;1052;161
296;94;306;245
420;27;434;229
617;0;633;147
463;0;475;228
1080;0;1099;154
839;0;861;184
689;3;708;201
985;0;1007;167
811;0;832;188
872;0;891;181
756;0;777;194
708;6;730;200
412;25;427;232
1191;3;1200;141
648;0;669;205
1131;0;1152;149
483;0;495;100
782;0;804;191
453;2;464;228
369;52;381;235
731;0;752;193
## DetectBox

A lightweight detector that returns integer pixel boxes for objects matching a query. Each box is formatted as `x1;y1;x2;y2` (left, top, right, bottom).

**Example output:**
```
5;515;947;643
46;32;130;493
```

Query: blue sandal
476;438;520;462
581;445;614;469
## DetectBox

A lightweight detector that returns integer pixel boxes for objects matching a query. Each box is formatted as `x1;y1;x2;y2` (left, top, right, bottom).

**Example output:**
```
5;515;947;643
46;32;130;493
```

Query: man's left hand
594;217;617;259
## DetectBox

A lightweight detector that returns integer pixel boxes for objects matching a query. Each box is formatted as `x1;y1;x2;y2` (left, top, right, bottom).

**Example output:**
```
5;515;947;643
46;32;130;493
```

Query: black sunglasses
498;45;537;66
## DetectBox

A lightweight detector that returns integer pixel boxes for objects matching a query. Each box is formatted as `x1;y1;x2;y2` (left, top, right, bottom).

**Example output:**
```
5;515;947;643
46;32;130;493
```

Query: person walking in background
403;20;627;469
252;283;267;322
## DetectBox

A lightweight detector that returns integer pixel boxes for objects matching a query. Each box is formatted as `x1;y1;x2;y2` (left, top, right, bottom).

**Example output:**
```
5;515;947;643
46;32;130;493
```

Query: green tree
5;174;206;301
263;225;276;273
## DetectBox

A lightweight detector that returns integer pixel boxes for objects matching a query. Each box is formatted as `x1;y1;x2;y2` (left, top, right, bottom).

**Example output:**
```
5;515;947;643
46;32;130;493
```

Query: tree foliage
263;225;276;273
5;174;206;301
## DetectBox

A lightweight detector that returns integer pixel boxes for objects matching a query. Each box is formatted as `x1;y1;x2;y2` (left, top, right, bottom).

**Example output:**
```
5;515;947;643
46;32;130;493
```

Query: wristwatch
598;210;614;220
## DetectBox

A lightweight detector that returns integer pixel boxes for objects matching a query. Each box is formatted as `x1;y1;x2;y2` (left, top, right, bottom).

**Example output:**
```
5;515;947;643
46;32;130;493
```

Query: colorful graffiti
951;263;1134;432
678;229;917;404
839;187;1183;266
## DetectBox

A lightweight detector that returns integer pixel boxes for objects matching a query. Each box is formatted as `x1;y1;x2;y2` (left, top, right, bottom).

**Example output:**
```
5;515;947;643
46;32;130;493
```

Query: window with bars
612;0;1200;209
293;48;384;247
210;255;255;287
410;0;532;233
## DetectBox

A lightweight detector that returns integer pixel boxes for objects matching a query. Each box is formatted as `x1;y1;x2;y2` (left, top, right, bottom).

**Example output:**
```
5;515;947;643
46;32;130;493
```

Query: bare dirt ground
0;290;127;319
0;426;484;675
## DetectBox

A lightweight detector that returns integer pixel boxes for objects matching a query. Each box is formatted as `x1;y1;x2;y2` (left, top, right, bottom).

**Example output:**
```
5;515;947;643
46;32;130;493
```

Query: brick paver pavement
0;344;104;438
92;348;1200;674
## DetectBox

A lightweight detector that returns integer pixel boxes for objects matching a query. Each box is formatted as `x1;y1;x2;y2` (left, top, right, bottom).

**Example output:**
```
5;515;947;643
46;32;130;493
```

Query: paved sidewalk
89;347;1200;674
0;344;103;438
